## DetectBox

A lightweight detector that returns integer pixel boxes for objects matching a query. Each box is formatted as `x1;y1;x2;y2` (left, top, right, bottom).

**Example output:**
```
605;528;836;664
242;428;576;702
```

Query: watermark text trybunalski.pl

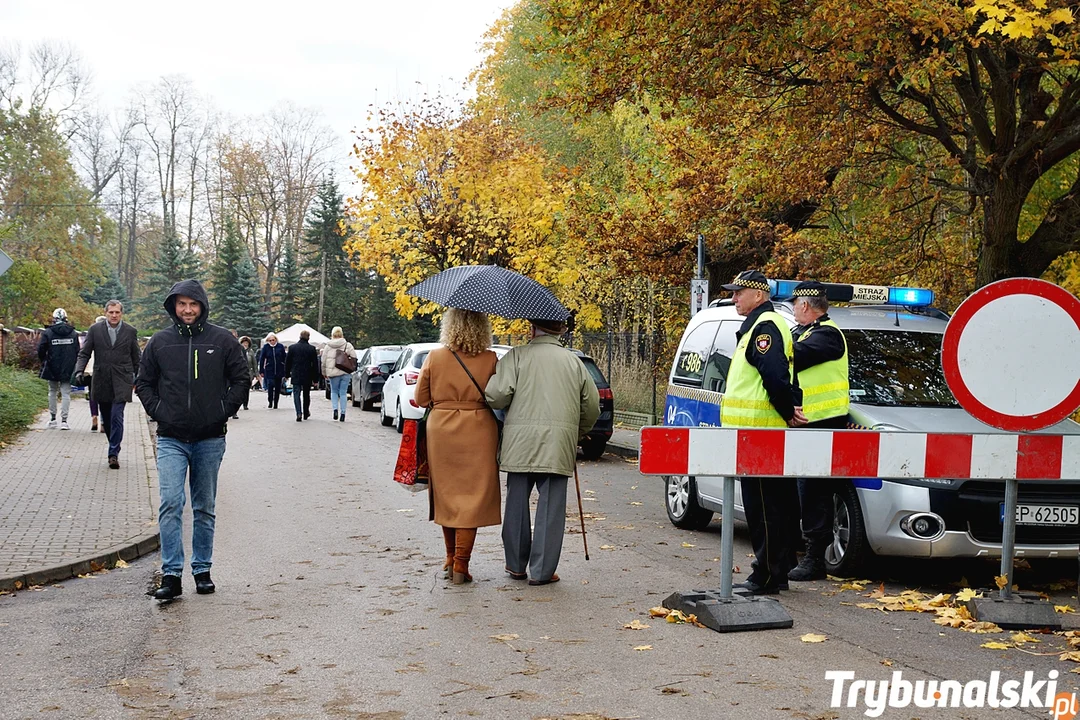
826;669;1078;718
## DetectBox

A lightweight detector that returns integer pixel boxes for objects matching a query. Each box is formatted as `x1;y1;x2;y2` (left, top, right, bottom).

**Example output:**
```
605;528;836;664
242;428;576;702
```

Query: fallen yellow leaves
801;633;828;643
599;545;616;551
956;588;981;602
1056;605;1077;614
981;641;1011;650
994;574;1009;590
623;620;650;630
648;606;705;627
1011;632;1041;644
1061;651;1080;663
633;645;653;651
114;558;129;569
680;542;696;548
490;634;519;642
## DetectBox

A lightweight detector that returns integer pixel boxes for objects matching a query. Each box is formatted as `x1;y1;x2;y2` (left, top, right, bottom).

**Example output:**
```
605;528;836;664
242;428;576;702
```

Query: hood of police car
850;404;1080;435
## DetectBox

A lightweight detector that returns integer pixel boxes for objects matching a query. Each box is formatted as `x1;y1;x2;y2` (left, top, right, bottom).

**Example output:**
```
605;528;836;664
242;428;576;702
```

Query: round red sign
941;278;1080;432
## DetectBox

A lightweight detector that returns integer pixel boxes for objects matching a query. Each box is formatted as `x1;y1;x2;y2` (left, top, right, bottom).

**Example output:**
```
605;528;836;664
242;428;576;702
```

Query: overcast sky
4;0;513;174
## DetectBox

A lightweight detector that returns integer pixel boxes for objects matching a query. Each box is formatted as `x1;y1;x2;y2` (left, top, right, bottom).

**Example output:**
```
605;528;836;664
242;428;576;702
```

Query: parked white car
380;342;442;433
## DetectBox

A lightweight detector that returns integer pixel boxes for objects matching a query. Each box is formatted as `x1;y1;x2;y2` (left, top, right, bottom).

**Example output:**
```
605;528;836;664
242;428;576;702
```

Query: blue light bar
767;279;936;307
888;287;935;307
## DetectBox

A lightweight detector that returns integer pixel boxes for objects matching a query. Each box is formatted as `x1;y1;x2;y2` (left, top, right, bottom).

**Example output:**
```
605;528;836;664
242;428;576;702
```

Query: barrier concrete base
967;592;1062;631
662;590;794;633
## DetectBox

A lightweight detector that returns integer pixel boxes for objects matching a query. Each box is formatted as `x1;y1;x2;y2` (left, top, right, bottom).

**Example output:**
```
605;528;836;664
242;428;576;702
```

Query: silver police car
662;282;1080;574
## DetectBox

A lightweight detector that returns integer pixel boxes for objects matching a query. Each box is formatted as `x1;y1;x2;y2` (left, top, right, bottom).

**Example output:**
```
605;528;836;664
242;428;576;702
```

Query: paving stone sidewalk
0;396;159;591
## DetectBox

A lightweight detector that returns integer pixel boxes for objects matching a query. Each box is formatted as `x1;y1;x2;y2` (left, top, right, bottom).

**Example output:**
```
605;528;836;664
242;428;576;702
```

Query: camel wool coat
415;346;500;529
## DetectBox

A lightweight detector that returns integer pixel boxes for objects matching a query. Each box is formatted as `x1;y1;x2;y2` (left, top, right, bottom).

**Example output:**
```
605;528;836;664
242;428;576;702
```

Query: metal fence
493;329;669;428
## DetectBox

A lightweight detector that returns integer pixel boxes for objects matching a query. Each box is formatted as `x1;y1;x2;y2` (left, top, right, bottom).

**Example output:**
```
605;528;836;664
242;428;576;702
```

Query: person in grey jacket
485;318;600;586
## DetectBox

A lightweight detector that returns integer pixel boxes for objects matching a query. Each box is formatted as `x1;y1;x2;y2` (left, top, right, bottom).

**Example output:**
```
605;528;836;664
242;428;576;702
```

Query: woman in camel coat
415;308;500;584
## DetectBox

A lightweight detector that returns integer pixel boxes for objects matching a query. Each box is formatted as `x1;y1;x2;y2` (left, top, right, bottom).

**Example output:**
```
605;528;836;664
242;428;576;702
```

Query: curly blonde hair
440;308;492;356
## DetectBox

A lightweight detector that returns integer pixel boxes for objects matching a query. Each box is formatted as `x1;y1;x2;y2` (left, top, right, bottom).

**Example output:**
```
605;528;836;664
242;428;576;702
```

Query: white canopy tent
272;323;330;347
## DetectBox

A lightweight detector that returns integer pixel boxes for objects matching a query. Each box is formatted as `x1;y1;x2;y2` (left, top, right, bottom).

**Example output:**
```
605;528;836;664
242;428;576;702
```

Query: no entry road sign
942;277;1080;432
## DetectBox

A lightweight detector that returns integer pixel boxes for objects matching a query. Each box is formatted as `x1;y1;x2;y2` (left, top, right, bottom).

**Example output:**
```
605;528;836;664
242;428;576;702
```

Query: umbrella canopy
406;265;570;321
274;323;330;347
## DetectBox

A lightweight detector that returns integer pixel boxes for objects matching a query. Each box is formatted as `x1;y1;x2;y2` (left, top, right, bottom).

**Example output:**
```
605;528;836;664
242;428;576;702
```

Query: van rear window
673;321;719;386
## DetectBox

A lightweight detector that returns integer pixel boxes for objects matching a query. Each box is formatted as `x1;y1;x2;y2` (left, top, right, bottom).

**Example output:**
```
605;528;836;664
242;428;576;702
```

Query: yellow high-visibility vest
797;318;849;422
720;311;794;428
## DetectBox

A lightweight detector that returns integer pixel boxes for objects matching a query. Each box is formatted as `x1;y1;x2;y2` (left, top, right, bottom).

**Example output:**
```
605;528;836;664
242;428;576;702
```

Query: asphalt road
2;393;1078;719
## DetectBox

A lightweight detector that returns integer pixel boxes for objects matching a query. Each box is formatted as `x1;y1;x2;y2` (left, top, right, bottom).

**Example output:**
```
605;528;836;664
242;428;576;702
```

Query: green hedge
0;365;48;443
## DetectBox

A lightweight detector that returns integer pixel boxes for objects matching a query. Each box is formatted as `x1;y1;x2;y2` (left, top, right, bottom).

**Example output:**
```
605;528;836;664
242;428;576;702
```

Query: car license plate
1000;503;1079;526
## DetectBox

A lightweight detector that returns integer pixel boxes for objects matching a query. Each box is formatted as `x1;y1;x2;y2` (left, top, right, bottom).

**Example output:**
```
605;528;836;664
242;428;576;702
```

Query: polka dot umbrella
406;265;570;321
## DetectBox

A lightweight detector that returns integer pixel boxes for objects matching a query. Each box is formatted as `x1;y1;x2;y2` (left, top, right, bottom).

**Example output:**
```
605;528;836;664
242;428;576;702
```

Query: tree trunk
975;177;1031;287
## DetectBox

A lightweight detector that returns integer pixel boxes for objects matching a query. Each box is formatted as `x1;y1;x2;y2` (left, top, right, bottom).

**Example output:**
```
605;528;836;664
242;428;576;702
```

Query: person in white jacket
321;326;357;422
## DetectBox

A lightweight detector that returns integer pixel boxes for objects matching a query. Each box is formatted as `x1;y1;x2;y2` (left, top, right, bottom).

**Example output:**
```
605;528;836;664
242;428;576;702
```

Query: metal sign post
0;248;12;278
941;278;1080;627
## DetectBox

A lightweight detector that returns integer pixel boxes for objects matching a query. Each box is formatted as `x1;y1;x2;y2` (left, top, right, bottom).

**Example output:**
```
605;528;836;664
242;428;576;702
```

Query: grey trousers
48;380;70;421
503;472;568;582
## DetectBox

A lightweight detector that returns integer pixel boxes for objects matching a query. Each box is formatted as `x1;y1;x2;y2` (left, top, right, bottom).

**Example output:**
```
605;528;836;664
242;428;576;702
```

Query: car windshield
372;349;401;364
845;330;959;408
580;358;608;387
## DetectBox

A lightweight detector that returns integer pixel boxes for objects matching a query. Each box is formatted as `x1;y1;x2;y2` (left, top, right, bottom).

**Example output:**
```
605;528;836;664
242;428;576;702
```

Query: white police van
663;280;1080;574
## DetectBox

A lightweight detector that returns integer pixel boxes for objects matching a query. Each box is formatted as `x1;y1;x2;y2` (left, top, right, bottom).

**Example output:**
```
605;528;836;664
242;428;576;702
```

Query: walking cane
573;463;590;560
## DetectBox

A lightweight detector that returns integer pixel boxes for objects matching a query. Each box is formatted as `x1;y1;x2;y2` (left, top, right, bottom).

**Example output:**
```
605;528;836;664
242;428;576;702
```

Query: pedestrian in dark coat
285;331;320;421
258;334;287;409
38;307;80;429
74;300;141;468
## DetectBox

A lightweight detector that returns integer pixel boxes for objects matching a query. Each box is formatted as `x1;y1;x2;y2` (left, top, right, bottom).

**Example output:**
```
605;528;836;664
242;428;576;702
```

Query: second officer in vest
720;270;806;595
786;280;850;582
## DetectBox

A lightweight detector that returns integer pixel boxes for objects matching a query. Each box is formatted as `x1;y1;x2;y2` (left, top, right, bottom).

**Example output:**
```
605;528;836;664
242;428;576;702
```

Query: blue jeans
156;436;226;577
329;374;350;414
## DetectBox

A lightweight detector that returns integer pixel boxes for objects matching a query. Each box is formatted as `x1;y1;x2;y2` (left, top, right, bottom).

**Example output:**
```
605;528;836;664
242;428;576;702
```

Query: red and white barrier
638;427;1080;481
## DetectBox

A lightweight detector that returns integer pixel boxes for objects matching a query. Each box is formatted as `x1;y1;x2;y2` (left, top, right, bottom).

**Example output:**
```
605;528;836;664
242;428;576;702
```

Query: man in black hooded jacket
136;279;249;600
38;307;80;430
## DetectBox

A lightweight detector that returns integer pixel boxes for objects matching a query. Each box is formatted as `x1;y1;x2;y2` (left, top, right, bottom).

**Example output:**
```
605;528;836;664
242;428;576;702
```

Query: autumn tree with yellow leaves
346;96;602;327
489;0;1080;302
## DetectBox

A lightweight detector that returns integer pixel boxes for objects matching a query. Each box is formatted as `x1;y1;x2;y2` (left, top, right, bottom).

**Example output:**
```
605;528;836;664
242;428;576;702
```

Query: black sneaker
154;575;182;600
194;572;215;594
733;579;781;595
333;410;339;421
788;556;827;582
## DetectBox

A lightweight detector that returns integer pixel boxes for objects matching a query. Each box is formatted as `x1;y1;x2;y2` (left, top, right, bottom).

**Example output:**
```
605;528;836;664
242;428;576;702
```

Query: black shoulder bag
450;351;504;440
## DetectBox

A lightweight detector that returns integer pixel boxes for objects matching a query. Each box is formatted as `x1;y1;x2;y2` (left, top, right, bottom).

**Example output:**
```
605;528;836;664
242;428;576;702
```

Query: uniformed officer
719;270;806;595
786;280;850;582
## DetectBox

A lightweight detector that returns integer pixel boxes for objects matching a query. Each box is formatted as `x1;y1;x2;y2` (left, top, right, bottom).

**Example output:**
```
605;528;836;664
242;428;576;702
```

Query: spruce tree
300;178;360;338
274;241;302;328
230;254;273;338
138;230;201;329
210;219;273;337
81;269;128;312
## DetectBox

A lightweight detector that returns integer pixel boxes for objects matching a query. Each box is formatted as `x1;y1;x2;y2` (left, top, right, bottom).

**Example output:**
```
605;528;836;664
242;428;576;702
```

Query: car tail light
598;388;613;400
405;371;419;385
409;398;419;408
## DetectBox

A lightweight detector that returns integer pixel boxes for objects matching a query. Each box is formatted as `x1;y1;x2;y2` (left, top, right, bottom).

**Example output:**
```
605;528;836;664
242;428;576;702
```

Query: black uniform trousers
741;475;801;589
797;415;848;560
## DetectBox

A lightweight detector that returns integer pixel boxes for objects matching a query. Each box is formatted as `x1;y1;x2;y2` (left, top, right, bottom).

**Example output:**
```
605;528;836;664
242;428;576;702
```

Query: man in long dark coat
75;300;141;469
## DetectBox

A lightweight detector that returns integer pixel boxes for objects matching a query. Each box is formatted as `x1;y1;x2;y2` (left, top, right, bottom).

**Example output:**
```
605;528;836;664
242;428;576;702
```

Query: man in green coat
486;319;600;586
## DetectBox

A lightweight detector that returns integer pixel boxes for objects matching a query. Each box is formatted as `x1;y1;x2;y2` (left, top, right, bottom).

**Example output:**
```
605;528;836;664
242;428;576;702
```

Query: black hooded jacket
136;279;250;441
37;321;80;382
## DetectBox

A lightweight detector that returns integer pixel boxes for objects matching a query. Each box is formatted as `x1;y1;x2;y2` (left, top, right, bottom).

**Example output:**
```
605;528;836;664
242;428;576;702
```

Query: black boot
154;575;182;600
333;409;338;421
339;413;345;422
194;572;215;594
788;555;827;582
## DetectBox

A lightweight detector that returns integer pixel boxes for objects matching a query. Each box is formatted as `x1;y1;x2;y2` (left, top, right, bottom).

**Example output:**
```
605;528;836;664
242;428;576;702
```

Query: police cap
720;270;770;292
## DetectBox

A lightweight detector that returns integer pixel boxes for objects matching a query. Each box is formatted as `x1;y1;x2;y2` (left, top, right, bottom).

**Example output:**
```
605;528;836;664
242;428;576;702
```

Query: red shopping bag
393;418;430;492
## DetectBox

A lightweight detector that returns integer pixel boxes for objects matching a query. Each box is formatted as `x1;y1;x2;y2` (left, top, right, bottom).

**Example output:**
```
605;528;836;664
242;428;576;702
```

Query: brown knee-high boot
442;527;456;577
453;528;477;584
